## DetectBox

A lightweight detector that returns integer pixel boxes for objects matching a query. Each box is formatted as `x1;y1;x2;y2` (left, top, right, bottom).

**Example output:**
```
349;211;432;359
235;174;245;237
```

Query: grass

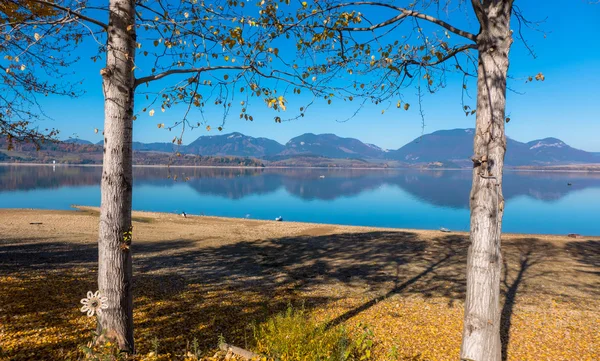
251;305;374;361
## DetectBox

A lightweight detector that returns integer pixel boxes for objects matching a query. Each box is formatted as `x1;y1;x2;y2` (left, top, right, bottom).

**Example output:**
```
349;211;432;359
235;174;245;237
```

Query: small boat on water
440;227;451;233
275;216;283;222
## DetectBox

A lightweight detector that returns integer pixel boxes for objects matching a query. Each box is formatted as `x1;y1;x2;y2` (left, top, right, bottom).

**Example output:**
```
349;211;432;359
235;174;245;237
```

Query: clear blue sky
34;0;600;151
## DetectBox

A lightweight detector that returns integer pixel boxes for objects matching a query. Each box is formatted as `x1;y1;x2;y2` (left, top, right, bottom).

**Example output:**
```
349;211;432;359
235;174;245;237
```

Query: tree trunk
97;0;136;352
460;2;513;361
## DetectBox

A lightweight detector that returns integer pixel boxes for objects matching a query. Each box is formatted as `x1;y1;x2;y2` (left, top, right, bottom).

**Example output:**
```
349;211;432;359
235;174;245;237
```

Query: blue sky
32;0;600;151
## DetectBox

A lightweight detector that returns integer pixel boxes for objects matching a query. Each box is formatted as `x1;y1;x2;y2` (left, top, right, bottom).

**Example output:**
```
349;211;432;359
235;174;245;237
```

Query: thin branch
28;0;108;30
407;43;477;68
134;65;251;88
296;1;477;42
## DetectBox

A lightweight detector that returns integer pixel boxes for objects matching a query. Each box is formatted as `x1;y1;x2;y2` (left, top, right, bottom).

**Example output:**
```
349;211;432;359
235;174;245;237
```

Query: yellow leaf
149;109;155;116
34;33;41;41
404;103;410;111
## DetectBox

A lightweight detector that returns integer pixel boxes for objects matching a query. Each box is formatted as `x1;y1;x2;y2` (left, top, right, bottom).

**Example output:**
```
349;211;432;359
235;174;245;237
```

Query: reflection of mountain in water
0;165;101;192
388;171;600;209
186;173;282;199
1;165;599;209
281;170;385;201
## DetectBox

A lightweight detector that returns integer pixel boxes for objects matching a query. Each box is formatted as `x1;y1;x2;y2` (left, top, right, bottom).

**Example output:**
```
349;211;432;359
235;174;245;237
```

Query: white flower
80;291;108;317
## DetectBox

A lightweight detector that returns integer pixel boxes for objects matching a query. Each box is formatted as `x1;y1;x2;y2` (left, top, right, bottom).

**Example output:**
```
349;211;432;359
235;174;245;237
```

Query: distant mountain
90;133;285;157
526;138;598;164
132;141;178;153
15;129;598;168
64;138;93;145
186;132;284;158
387;129;475;165
91;140;178;153
279;133;385;159
1;137;264;167
387;129;598;167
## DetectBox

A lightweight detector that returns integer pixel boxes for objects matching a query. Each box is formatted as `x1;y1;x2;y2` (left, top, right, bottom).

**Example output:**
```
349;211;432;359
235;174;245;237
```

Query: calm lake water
1;165;599;235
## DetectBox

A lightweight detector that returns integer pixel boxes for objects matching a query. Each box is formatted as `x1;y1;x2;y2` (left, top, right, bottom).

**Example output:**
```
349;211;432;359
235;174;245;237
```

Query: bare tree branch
134;65;252;88
408;43;477;67
292;1;478;42
27;0;108;29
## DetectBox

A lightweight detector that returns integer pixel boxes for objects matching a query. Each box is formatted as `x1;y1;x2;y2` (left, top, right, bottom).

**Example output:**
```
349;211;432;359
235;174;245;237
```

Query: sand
0;207;598;360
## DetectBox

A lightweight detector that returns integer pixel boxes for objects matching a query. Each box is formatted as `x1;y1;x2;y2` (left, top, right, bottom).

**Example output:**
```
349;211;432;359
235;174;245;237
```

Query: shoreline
3;206;598;239
1;162;600;173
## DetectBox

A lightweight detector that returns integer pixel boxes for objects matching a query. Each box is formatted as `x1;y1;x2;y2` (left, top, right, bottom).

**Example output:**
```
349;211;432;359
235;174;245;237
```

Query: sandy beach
0;207;598;360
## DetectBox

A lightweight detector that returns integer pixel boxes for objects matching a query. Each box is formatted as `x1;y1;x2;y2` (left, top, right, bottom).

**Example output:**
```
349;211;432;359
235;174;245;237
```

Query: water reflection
1;165;599;209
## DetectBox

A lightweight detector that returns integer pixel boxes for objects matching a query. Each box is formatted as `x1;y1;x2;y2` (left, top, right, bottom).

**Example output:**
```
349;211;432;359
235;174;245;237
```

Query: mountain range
7;128;600;168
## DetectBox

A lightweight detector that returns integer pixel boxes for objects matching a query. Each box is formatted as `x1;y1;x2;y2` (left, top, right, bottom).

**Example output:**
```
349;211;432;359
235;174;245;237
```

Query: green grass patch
251;305;374;361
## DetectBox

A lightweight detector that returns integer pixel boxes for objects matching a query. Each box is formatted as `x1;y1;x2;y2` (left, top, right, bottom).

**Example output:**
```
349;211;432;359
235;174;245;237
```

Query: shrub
251;305;374;361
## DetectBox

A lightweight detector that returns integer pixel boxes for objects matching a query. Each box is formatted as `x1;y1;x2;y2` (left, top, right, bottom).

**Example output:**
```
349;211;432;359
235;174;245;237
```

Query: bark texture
460;1;513;361
98;0;136;352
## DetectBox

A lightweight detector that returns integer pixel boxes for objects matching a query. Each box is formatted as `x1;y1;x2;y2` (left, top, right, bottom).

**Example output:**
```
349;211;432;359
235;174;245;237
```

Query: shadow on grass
1;231;597;360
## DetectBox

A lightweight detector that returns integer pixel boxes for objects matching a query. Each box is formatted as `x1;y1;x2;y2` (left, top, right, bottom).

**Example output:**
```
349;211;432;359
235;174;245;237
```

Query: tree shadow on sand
1;231;597;359
499;238;559;361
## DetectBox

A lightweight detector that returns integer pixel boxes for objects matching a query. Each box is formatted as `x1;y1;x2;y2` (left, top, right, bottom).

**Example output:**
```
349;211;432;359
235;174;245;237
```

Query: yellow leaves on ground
1;270;598;361
1;213;598;361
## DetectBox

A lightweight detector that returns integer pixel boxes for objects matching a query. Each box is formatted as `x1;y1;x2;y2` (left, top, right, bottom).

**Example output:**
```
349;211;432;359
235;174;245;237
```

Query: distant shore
2;161;600;173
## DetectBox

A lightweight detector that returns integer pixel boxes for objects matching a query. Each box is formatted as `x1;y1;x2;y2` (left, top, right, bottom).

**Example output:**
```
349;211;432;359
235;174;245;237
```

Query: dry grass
0;208;598;360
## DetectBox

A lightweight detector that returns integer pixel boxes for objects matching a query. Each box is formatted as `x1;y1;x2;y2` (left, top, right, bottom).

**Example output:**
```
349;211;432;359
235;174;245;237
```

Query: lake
1;165;599;235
